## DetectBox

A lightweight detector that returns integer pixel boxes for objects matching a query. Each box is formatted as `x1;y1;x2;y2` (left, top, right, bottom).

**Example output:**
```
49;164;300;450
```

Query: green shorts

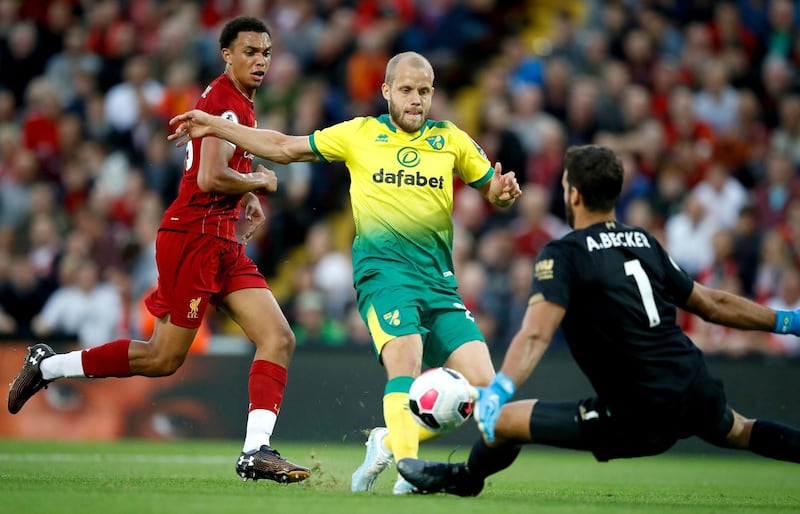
357;279;485;367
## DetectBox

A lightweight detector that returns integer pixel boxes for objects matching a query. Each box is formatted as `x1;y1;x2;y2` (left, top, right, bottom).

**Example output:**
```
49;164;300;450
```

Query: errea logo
375;134;389;143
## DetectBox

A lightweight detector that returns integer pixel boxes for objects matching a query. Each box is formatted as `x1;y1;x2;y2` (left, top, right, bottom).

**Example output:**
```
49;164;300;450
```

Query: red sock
249;360;287;414
81;339;133;377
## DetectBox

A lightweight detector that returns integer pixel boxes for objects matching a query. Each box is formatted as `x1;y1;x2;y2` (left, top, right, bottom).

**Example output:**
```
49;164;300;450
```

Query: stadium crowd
0;0;799;359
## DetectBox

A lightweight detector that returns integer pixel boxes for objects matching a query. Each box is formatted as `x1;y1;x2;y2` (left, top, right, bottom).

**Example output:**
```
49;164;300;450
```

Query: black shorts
535;365;734;462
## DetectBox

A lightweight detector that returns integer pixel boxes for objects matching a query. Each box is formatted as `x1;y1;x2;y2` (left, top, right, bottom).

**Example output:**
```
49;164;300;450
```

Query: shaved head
385;52;434;85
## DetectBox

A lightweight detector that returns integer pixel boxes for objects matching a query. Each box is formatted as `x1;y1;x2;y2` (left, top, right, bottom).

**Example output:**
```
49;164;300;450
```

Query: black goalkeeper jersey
532;220;704;415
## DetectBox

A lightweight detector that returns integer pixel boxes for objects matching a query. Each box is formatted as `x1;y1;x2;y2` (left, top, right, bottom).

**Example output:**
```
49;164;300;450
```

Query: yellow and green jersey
309;114;493;289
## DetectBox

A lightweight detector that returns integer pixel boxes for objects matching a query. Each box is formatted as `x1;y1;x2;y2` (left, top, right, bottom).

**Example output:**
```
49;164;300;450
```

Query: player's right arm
170;109;317;164
499;299;566;387
474;243;570;442
197;136;277;194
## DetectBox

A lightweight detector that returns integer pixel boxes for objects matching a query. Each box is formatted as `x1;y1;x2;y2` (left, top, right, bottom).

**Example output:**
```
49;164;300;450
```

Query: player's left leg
704;409;800;463
8;316;198;414
222;286;309;483
684;366;800;463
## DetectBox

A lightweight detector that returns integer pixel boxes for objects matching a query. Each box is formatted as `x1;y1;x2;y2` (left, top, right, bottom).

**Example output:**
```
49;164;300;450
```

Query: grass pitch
0;439;797;514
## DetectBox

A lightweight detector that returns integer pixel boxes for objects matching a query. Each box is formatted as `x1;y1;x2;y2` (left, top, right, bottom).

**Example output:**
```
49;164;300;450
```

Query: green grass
0;439;798;514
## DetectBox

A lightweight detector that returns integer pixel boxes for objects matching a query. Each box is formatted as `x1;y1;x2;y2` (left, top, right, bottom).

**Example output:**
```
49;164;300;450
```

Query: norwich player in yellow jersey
169;51;521;494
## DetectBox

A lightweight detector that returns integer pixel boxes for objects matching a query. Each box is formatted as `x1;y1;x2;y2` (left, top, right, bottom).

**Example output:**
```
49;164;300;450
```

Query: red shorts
145;230;268;328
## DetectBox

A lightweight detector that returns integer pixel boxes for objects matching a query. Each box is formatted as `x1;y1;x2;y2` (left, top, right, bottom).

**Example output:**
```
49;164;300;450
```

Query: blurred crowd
0;0;799;359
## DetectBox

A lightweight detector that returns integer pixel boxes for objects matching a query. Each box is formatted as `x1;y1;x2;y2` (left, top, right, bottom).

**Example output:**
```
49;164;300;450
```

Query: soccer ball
408;367;474;433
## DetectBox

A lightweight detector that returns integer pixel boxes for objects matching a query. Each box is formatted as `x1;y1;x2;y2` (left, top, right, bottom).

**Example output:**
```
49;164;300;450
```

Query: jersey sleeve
659;243;695;307
450;123;493;188
530;240;575;309
199;87;250;149
309;118;364;163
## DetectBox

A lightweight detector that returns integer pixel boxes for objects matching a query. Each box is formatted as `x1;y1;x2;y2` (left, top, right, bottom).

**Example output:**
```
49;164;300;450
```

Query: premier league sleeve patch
219;110;239;147
220;110;239;124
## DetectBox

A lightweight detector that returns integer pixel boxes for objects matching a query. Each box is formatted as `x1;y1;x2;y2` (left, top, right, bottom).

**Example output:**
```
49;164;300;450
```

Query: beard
565;202;575;228
389;100;425;133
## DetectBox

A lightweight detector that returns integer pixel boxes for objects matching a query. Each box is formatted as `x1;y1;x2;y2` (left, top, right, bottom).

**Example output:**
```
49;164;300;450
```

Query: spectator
758;55;794;128
663;86;715;187
346;26;391;116
344;301;373;348
103;55;164;157
32;259;123;348
20;77;62;181
752;151;800;228
707;1;759;64
153;61;201;134
478;95;527;192
753;228;794;303
0;147;38;235
664;191;721;278
770;93;800;168
0;20;47;104
731;204;763;298
764;0;798;60
624;196;664;243
691;161;748;228
0;253;51;338
693;60;740;135
646;159;689;222
511;183;570;259
594;59;631;133
25;213;63;285
290;289;347;347
44;25;101;107
564;78;599;147
304;221;354;319
508;84;558;161
697;228;740;290
639;4;684;61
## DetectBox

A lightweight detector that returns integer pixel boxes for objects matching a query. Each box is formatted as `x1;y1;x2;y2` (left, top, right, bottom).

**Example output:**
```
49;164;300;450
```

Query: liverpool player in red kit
7;16;310;484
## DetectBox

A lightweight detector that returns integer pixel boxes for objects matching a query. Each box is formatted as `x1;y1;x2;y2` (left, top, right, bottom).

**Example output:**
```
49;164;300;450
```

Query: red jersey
160;73;256;242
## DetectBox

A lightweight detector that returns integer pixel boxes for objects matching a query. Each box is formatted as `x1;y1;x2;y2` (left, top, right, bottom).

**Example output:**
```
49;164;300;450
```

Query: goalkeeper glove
774;310;800;336
474;373;516;443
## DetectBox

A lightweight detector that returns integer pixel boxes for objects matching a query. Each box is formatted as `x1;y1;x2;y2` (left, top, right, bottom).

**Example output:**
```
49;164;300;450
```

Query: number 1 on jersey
624;259;661;327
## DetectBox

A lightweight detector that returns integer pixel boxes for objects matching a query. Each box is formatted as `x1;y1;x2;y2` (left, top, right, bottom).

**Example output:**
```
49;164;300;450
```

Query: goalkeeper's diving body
396;144;800;497
168;51;522;494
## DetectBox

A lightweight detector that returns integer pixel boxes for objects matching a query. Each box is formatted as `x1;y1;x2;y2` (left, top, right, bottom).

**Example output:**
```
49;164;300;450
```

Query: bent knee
254;327;296;354
723;411;755;449
274;327;296;353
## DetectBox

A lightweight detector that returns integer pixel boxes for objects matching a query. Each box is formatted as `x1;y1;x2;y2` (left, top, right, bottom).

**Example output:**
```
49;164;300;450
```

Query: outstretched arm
474;299;565;441
169;109;318;164
498;300;565;384
683;282;779;332
477;162;522;208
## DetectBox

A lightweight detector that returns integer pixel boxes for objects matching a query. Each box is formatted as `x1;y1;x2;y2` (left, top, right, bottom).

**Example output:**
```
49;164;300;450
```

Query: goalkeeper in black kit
398;144;800;496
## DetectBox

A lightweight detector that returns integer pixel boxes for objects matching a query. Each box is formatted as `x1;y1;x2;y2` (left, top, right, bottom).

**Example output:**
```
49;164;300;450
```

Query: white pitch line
0;453;231;464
